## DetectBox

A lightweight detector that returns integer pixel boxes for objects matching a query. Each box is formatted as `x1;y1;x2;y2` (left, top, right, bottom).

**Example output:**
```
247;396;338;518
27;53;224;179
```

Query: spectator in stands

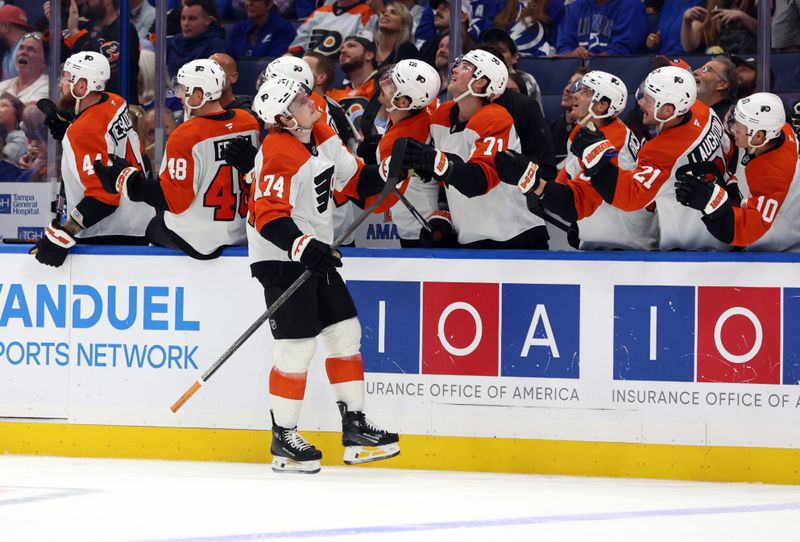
0;6;34;81
142;108;178;174
772;0;800;51
415;0;495;45
694;55;737;120
17;104;47;182
0;93;26;164
433;29;477;100
556;0;648;58
0;33;49;104
374;1;418;69
481;28;541;106
304;51;336;96
680;0;756;54
730;54;758;98
57;0;141;103
551;66;588;162
492;0;564;58
228;0;294;58
131;0;156;41
417;0;471;67
138;48;155;108
328;36;379;102
167;0;227;78
644;0;703;55
289;0;378;57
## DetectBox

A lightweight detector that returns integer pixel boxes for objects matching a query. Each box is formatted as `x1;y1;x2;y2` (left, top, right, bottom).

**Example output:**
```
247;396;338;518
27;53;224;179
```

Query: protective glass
287;88;312;115
569;78;584;94
451;57;477;73
379;68;397;96
171;76;189;100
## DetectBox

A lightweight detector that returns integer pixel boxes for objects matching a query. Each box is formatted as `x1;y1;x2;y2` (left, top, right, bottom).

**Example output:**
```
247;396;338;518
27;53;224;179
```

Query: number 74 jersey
158;109;260;256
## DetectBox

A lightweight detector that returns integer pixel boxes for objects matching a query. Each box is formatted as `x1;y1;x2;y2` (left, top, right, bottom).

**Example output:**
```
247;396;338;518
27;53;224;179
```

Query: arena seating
518;57;582;94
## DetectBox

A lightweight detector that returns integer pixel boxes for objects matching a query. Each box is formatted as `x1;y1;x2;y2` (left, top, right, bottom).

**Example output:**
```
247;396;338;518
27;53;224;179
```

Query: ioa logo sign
614;286;799;384
349;281;580;378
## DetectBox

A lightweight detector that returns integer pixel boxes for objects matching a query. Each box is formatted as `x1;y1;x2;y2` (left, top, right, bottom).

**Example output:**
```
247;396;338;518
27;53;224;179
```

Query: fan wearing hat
0;5;33;81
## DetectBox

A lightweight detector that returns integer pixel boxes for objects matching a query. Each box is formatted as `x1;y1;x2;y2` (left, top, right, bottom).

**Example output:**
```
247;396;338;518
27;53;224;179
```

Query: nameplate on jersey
687;114;723;163
213;138;241;162
108;108;134;144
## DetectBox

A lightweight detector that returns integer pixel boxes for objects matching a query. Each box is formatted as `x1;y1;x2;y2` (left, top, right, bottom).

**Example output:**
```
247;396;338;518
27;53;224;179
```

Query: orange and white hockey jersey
377;110;437;240
159;109;260;256
62;92;154;239
430;101;544;245
247;122;364;263
603;102;728;251
729;124;800;251
289;1;377;56
558;118;657;250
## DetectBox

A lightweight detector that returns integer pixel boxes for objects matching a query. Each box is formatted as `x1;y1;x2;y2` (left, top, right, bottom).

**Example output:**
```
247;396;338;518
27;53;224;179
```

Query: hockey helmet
174;59;226;111
731;92;785;148
453;49;508;102
637;66;696;128
576;70;628;122
380;59;439;112
259;56;314;92
63;51;110;95
253;77;306;127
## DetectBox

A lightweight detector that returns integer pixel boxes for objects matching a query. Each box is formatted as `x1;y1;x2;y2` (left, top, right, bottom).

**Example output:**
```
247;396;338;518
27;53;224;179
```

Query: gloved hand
289;234;342;275
675;162;729;218
29;220;77;267
419;209;455;248
401;138;452;182
222;136;257;173
790;101;800;137
496;149;541;194
37;99;74;141
94;155;138;198
570;127;617;176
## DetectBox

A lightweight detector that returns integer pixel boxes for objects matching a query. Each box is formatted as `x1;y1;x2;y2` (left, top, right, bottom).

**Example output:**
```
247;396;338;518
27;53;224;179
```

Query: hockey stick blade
170;138;408;413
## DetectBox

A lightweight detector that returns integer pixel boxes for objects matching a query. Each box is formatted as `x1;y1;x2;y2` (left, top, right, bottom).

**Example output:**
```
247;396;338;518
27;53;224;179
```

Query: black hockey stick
393;187;432;233
171;138;409;413
526;192;571;233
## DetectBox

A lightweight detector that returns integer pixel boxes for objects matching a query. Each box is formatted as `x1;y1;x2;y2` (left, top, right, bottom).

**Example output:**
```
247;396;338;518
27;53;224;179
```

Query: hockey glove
37;99;73;142
791;101;800;137
674;162;729;219
289;234;343;275
94;155;140;199
401;138;453;182
570;127;617;176
222;136;257;174
30;220;77;267
496;149;541;194
419;210;456;248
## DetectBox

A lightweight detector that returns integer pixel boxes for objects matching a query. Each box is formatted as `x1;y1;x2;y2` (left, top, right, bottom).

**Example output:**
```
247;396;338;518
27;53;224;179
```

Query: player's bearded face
58;72;78;110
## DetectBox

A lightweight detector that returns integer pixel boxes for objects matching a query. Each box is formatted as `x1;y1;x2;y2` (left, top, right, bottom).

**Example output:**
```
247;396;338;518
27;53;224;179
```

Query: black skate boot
337;401;400;465
270;411;322;474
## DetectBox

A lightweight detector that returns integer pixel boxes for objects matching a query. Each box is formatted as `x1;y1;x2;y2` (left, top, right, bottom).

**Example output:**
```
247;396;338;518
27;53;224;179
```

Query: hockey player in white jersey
30;51;153;267
247;77;399;473
554;66;728;250
675;92;800;251
496;70;657;250
399;49;548;248
95;59;260;259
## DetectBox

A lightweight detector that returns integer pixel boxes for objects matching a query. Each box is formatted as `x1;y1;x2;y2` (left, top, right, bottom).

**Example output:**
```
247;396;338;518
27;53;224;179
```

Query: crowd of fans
2;0;799;250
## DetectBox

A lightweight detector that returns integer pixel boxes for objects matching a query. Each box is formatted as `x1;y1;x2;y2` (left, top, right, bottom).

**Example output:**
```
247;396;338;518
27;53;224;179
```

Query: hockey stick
526;192;571;233
170;138;409;413
37;99;69;225
393;187;432;233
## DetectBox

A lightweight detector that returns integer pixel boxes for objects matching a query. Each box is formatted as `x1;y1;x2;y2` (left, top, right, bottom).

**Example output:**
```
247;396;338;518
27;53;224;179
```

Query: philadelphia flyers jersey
729;124;800;251
62;92;154;239
159;109;260;256
247;122;363;263
430;101;544;245
559;118;657;250
603;102;728;251
377;110;436;240
290;1;377;56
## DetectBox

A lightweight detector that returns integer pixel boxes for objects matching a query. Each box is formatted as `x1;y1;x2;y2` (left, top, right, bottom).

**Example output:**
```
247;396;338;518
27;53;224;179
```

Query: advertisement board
0;182;53;241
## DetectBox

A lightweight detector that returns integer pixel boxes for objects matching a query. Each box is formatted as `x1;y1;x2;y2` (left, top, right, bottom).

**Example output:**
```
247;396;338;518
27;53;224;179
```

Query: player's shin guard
337;401;400;465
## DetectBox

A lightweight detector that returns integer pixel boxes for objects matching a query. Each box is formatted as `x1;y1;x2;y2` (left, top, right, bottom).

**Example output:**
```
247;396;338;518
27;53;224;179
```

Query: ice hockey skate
337;402;400;465
270;412;322;474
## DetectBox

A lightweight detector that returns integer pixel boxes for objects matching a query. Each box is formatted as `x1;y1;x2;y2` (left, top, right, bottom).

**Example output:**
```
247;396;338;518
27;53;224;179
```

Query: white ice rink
1;455;800;542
